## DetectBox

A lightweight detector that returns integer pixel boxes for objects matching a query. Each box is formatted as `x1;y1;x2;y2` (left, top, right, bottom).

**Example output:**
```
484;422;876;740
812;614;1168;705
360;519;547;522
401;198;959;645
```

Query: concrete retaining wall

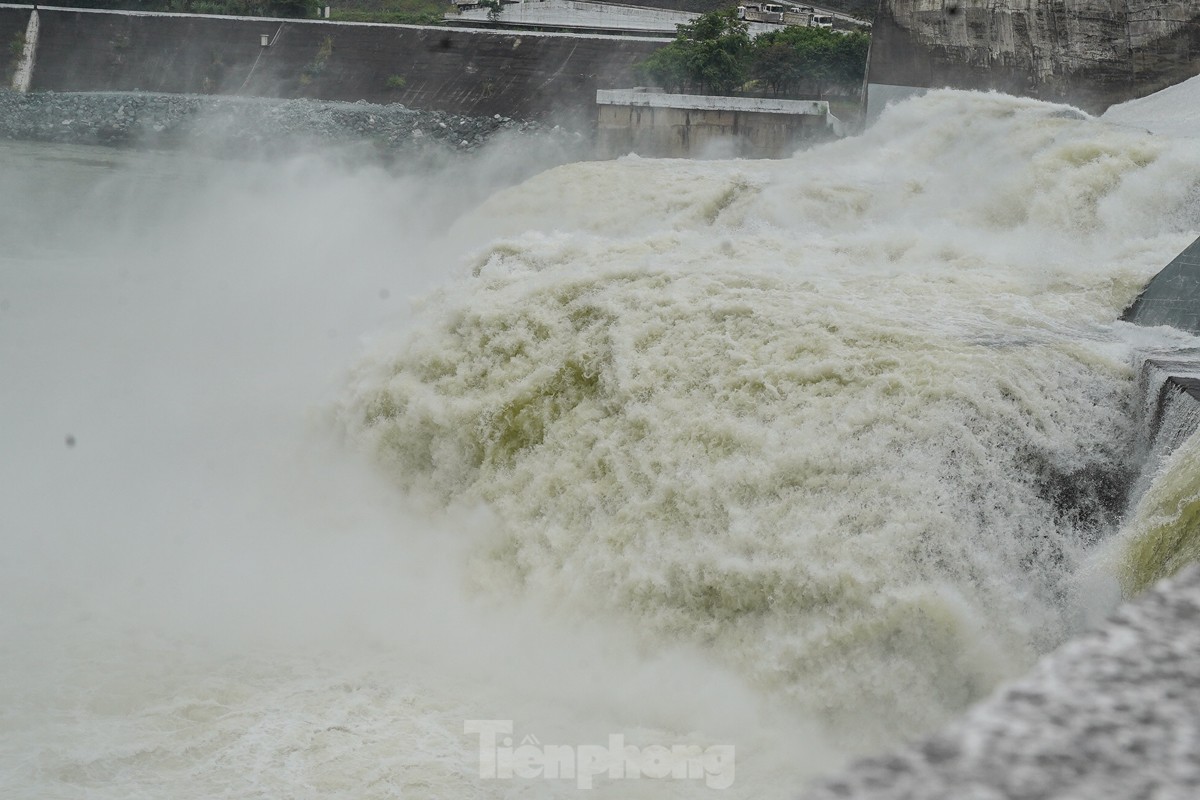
596;89;836;157
2;4;668;123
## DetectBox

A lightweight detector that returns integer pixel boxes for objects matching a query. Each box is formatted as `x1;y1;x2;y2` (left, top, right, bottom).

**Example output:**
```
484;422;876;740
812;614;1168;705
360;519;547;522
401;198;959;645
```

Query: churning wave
6;86;1200;800
342;90;1200;745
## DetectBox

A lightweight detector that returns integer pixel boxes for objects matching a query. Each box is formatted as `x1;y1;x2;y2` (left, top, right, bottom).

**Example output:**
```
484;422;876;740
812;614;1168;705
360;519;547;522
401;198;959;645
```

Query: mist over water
4;88;1200;798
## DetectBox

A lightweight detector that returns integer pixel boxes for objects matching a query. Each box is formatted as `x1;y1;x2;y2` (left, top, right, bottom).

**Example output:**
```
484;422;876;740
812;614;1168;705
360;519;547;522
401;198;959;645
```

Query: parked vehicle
737;2;834;28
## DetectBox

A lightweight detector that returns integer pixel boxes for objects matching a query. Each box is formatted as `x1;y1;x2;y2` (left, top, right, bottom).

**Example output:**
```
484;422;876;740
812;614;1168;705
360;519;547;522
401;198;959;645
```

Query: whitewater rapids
4;88;1200;798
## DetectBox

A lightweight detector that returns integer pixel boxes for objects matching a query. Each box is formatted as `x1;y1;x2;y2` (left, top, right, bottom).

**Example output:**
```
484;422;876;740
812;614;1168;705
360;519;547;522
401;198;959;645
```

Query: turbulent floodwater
3;88;1200;799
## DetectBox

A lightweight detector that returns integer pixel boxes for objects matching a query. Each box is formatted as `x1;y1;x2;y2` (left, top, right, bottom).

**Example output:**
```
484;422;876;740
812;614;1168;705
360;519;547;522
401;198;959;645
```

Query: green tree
751;39;800;96
637;9;751;95
638;41;691;93
831;30;870;91
751;25;869;99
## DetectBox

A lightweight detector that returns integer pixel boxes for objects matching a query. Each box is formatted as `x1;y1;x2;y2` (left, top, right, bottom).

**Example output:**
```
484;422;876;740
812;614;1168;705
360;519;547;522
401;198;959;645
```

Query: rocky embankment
0;90;587;161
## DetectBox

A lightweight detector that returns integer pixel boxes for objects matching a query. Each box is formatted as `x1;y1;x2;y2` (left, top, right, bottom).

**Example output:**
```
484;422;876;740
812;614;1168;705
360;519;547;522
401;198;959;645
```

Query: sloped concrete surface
1123;237;1200;335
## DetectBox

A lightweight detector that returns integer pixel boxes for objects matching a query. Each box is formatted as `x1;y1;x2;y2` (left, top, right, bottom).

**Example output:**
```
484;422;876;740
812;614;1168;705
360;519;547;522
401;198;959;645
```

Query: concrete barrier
596;88;838;157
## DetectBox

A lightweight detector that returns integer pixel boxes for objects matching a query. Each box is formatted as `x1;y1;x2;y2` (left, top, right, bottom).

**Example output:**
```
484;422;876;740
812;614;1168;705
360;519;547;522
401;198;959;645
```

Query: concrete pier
596;88;840;158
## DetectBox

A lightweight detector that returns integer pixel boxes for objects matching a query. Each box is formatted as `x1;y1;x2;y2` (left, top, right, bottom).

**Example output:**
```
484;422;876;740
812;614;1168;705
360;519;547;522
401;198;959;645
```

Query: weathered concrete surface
1123;235;1200;334
801;565;1200;800
7;6;34;91
596;88;837;156
5;5;666;122
869;1;1200;114
0;6;30;86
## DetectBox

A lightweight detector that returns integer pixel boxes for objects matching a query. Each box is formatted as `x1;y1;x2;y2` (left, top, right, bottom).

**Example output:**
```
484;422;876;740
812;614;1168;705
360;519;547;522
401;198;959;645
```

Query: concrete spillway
1123;236;1200;334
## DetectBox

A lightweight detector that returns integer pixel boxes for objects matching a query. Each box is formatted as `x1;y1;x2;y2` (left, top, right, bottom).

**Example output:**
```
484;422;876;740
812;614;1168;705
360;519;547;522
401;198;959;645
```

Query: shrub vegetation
639;9;870;99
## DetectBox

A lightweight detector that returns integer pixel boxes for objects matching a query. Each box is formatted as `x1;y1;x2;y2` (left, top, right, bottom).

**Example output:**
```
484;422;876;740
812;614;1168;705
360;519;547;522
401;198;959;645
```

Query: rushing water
3;88;1200;798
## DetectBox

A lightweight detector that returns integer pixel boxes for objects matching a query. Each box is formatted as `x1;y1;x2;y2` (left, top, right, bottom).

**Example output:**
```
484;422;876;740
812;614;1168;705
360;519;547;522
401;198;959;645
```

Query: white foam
4;89;1200;799
344;91;1200;746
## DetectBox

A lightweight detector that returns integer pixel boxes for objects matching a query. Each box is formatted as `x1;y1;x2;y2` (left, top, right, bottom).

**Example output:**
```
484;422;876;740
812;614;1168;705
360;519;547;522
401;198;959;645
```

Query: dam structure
1121;236;1200;566
0;3;666;121
5;6;1200;800
867;0;1200;117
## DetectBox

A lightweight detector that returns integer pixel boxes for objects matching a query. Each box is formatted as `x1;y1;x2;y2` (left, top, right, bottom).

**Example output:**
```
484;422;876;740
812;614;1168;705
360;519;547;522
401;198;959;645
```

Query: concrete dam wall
868;0;1200;115
0;4;667;122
